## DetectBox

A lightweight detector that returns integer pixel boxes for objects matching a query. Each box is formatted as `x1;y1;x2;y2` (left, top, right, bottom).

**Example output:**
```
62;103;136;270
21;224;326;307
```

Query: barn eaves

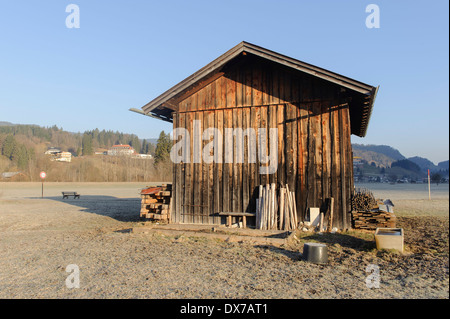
132;41;378;137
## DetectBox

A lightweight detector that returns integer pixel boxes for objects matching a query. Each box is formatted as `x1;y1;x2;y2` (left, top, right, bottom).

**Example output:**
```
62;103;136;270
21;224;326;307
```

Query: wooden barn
135;42;378;230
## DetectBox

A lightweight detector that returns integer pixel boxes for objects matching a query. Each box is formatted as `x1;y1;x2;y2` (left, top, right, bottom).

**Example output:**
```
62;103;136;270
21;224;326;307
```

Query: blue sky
0;1;448;164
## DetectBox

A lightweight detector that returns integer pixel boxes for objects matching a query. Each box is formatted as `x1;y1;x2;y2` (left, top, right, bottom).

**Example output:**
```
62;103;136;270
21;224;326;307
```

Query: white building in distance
55;152;72;162
107;144;136;156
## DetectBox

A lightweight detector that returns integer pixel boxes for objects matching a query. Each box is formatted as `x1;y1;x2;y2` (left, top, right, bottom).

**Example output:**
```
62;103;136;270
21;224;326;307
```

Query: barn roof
134;41;378;137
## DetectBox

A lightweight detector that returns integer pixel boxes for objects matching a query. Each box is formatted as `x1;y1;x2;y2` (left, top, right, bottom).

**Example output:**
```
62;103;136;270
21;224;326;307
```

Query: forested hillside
0;124;165;182
352;144;405;168
0;125;153;155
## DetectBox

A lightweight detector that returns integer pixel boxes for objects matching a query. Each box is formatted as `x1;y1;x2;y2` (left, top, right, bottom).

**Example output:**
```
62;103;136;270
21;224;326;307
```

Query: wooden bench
62;192;80;199
218;212;256;228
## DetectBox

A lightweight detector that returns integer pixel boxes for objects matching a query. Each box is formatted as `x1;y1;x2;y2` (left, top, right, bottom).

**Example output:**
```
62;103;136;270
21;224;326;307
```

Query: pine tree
130;135;141;154
82;133;94;156
142;139;148;154
147;142;155;156
12;144;27;169
154;131;171;165
1;135;16;159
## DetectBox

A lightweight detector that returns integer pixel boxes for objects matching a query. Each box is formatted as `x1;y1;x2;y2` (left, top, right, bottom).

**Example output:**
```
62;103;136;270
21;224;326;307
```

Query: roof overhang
133;41;378;137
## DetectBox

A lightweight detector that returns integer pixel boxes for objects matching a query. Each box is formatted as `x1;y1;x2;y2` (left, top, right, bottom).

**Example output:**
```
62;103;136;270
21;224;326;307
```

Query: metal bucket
302;243;328;264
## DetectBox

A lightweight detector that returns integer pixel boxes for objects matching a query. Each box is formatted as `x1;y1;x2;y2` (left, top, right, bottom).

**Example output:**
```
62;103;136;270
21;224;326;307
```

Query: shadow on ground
28;195;141;222
300;232;376;252
254;244;302;262
254;232;376;261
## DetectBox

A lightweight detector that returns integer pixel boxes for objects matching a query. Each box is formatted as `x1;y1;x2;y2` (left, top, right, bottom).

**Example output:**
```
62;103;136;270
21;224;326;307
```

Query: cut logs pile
255;183;298;230
351;188;377;212
351;188;396;230
140;184;172;222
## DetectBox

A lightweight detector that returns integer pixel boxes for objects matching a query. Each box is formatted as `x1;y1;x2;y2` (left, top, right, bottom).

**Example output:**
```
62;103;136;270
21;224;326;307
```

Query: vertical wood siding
172;57;354;229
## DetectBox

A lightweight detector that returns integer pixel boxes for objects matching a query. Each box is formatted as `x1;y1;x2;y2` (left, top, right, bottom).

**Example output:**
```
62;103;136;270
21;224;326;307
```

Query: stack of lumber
278;184;298;231
256;184;277;230
255;183;298;231
351;188;396;230
140;184;172;222
351;210;396;230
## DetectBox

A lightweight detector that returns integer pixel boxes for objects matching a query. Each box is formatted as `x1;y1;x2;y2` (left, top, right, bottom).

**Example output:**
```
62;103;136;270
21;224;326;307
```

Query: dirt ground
0;182;448;299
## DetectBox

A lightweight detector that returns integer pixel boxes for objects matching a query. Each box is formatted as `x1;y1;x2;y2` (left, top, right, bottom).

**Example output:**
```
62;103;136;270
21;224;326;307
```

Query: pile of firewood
140;184;172;222
351;188;377;211
351;188;396;230
351;210;396;230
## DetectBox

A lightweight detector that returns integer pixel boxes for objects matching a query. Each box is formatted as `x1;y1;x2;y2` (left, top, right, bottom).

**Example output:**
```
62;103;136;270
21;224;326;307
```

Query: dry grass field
0;182;448;299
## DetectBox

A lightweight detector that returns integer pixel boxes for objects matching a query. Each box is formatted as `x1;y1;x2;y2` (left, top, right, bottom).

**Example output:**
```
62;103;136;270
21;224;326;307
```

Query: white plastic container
375;228;404;253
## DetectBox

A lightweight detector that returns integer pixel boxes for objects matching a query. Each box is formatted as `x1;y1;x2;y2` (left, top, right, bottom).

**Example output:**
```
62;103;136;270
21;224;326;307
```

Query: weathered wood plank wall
172;56;354;229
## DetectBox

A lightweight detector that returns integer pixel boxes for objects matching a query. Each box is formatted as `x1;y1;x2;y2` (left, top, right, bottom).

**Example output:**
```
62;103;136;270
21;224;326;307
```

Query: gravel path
0;182;448;299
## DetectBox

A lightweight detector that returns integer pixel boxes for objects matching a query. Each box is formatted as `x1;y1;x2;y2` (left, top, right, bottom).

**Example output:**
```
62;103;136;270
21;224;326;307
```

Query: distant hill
352;144;448;176
352;144;405;160
352;144;405;168
438;160;449;170
145;138;158;145
0;121;14;126
392;159;421;173
407;156;439;172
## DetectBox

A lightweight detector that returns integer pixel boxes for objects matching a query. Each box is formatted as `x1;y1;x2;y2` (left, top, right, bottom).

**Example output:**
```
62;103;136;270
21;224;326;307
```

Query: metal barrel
302;242;328;264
